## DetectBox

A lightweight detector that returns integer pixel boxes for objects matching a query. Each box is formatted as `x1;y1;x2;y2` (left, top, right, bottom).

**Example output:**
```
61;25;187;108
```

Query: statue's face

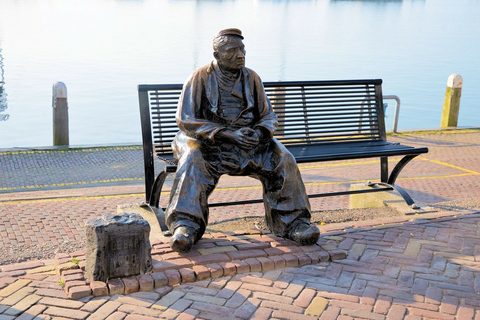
215;37;246;72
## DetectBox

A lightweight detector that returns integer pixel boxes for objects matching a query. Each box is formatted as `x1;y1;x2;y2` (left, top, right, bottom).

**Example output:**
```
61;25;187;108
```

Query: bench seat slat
287;141;428;163
277;115;376;121
271;94;376;100
277;123;380;131
265;87;375;92
152;142;428;165
277;131;382;137
277;107;377;113
273;100;376;107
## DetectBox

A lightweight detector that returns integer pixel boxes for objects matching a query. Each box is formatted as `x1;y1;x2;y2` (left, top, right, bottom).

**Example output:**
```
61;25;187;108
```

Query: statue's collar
210;61;246;79
205;61;254;114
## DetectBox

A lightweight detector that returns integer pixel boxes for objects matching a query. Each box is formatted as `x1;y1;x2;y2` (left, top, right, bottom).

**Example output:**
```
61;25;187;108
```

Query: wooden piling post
440;74;462;128
53;81;69;146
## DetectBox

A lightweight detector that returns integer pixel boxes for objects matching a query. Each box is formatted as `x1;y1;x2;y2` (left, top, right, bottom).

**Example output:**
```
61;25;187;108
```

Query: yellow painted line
0;193;145;205
306;179;374;186
419;157;480;175
0;178;143;191
0;159;385;193
217;179;374;190
0;170;477;206
2;157;479;205
206;172;479;192
300;156;480;175
0;156;451;192
4;156;473;192
0;146;142;156
298;159;401;169
396;173;475;180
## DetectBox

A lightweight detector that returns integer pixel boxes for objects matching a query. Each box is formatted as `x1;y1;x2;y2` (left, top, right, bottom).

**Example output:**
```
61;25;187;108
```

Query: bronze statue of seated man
166;28;320;252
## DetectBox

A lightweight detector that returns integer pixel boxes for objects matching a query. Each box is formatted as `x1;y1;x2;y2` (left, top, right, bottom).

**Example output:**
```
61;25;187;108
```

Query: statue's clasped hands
219;127;262;150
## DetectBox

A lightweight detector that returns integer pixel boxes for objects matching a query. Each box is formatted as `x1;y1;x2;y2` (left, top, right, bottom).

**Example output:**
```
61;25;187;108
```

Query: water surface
0;0;478;148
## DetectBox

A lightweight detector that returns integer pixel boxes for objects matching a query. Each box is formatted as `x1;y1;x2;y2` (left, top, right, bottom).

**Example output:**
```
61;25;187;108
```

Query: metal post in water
53;81;69;146
441;74;462;128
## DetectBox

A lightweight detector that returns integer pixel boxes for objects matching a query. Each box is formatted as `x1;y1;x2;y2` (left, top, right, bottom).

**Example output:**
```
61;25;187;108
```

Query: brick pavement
0;129;479;319
0;211;479;319
2;130;480;248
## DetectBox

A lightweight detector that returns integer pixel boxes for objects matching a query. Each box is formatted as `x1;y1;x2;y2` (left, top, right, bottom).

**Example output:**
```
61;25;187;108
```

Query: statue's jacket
166;61;311;238
176;61;278;145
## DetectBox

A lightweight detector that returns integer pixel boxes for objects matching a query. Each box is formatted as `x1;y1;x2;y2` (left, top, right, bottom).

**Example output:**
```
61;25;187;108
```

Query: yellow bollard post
440;74;462;128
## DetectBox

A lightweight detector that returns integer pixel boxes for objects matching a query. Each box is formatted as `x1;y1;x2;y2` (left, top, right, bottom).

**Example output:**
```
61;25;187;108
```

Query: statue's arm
251;71;278;142
176;71;225;143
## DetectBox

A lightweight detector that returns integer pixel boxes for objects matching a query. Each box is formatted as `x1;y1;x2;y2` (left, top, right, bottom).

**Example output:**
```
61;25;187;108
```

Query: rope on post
53;81;69;146
440;74;462;128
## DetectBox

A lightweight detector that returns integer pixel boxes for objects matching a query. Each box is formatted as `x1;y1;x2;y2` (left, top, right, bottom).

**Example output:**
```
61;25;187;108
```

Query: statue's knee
284;151;296;164
178;147;206;166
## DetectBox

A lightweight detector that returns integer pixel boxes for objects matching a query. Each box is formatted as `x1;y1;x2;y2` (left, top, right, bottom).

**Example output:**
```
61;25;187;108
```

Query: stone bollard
53;81;69;146
85;213;152;282
440;74;463;128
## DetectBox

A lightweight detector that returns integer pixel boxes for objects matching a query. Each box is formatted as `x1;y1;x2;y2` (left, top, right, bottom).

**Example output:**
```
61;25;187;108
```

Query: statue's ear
213;51;219;61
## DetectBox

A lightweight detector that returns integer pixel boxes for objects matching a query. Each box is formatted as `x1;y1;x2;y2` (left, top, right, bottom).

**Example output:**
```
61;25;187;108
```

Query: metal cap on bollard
441;74;463;128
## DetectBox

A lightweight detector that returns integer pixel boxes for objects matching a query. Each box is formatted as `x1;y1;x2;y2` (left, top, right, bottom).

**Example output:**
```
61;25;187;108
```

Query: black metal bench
138;79;428;217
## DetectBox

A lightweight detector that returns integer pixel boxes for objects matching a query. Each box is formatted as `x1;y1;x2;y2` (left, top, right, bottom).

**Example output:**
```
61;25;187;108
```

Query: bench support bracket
388;154;420;185
149;166;176;209
146;166;177;233
366;181;418;208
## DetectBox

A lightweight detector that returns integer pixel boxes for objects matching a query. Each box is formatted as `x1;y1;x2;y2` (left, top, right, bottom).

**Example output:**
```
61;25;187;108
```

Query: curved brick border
53;230;346;299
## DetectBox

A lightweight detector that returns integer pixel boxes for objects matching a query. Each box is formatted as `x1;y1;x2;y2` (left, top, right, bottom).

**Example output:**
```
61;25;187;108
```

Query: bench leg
367;181;417;208
148;165;177;208
144;166;176;234
368;154;422;209
149;168;168;208
387;154;419;185
381;156;388;183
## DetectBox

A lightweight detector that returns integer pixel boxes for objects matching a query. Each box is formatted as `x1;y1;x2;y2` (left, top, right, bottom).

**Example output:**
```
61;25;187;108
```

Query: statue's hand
233;127;260;150
236;127;260;149
218;127;260;149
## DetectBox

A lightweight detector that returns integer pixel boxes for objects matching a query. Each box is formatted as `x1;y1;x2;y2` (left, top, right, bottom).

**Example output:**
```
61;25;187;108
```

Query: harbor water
0;0;478;148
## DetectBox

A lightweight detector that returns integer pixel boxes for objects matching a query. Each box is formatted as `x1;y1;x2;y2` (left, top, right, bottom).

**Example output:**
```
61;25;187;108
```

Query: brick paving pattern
1;131;480;248
0;129;479;319
0;213;479;319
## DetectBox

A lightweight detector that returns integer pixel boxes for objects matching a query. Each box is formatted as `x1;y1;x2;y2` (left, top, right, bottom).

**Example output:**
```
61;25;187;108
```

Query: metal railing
384;95;400;133
359;94;401;134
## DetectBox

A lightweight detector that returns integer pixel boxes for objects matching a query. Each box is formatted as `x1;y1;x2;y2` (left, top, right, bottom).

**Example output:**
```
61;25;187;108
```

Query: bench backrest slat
138;79;385;160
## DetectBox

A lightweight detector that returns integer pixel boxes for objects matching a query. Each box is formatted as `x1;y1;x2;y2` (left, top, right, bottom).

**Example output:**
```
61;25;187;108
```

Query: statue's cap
214;28;244;40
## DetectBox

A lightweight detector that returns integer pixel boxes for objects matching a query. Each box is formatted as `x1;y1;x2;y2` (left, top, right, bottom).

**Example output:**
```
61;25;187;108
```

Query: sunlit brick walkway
0;129;479;319
1;211;479;319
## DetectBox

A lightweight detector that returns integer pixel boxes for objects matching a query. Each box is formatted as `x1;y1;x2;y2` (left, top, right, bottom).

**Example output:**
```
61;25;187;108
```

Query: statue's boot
288;222;320;245
170;226;196;253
